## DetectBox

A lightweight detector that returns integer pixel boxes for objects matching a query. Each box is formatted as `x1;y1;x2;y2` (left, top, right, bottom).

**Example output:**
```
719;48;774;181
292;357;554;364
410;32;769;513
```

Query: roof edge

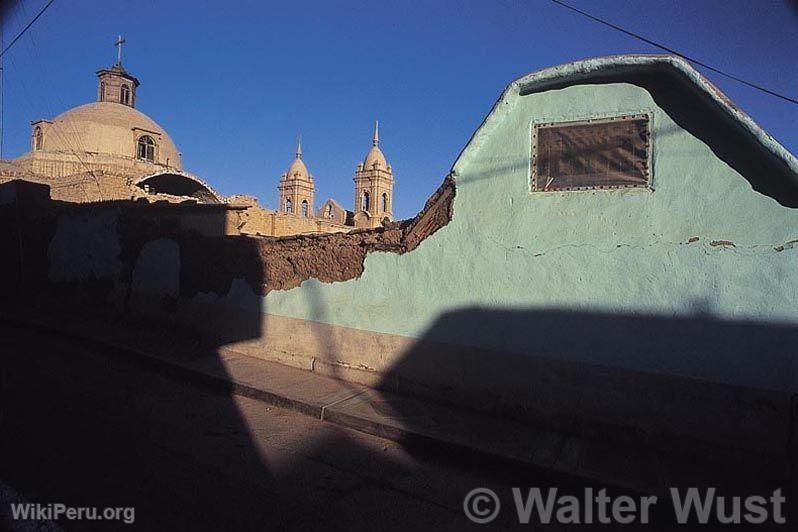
451;54;798;183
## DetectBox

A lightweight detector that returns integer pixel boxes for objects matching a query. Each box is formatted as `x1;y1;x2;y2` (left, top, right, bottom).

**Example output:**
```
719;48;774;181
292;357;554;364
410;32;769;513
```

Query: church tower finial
296;135;302;159
115;35;126;65
373;120;379;147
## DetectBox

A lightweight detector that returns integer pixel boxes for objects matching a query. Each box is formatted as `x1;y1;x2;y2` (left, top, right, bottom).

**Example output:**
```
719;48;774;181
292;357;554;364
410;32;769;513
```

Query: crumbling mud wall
238;175;455;294
0;174;455;306
126;175;457;299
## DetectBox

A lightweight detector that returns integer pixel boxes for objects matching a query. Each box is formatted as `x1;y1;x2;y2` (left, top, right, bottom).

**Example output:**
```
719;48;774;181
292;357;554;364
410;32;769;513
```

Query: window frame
137;135;157;162
530;113;652;193
33;127;43;151
121;84;131;105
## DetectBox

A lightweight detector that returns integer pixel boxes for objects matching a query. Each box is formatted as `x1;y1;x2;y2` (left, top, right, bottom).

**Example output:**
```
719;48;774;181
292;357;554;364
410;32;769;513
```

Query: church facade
0;42;397;236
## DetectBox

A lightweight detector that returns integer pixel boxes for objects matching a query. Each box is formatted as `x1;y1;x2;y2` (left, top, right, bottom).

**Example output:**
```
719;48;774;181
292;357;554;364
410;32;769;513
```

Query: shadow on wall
0;179;508;531
377;305;798;469
0;180;276;530
2;179;796;529
518;68;798;207
0;181;53;299
453;71;798;201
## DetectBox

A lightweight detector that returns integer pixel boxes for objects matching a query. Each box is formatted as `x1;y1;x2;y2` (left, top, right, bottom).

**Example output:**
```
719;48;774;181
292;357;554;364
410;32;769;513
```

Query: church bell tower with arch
353;121;394;228
278;138;316;217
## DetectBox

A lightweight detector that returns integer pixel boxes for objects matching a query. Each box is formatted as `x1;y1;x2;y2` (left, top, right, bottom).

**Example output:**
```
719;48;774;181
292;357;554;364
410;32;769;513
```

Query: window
137;135;156;162
381;193;389;213
531;114;650;191
121;84;131;105
284;198;292;213
361;191;370;212
100;81;105;102
33;127;43;151
326;205;333;218
301;200;309;217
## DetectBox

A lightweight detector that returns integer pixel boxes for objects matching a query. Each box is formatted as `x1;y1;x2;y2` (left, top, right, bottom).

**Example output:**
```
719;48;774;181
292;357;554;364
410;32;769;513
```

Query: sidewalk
1;307;759;495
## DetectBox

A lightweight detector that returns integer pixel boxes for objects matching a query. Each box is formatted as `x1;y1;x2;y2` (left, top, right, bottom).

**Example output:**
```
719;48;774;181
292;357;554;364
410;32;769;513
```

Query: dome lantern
97;36;140;107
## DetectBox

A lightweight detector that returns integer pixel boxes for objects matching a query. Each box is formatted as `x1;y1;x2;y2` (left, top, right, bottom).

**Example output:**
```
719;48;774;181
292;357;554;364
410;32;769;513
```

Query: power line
0;0;57;60
6;53;102;200
2;0;102;198
1;22;4;158
550;0;798;106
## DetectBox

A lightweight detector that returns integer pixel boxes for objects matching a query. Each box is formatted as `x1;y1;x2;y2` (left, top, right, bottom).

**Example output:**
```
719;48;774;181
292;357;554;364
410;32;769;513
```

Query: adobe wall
174;80;798;467
235;204;353;237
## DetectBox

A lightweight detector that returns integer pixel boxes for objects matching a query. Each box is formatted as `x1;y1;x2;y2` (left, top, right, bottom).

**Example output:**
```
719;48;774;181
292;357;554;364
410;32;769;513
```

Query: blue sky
2;0;796;218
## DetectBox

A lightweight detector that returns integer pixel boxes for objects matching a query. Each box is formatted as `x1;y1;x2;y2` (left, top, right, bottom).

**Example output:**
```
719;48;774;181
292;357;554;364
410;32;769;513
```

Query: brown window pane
532;116;650;191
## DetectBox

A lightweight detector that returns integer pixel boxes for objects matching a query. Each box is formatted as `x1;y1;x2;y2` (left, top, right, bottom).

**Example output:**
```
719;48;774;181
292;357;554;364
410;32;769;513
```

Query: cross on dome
115;35;126;64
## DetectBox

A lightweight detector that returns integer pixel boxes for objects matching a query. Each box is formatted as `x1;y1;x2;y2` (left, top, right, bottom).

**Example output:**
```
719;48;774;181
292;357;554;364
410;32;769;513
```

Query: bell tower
353;121;394;228
97;35;139;107
278;138;315;217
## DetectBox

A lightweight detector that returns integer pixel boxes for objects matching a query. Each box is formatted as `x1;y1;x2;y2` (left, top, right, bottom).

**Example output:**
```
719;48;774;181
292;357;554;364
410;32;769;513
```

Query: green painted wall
232;82;798;392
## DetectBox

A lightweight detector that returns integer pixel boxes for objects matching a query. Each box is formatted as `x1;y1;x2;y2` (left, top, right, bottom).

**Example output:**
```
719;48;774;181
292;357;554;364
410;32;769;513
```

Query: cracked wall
0;173;456;312
184;79;798;465
232;81;798;397
240;174;455;294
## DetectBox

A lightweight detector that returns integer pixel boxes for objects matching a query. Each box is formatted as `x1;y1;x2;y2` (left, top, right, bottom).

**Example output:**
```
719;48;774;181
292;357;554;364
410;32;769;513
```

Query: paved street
0;322;791;531
0;322;578;531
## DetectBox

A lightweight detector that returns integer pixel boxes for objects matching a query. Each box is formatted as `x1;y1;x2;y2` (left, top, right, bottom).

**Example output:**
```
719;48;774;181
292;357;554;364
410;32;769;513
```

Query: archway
134;170;223;203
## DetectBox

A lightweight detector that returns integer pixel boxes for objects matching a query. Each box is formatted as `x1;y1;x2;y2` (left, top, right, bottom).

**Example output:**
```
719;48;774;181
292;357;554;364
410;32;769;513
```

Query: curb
1;314;758;496
0;316;326;419
1;315;613;489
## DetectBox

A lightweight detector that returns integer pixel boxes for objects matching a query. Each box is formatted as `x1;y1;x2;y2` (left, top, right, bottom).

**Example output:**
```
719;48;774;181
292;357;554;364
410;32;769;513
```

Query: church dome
363;146;388;170
284;157;310;181
41;102;182;169
282;138;312;181
362;121;389;171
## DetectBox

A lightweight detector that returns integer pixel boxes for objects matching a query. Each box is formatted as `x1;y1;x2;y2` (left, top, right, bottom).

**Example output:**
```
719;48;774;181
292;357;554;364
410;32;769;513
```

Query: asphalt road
0;323;790;531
